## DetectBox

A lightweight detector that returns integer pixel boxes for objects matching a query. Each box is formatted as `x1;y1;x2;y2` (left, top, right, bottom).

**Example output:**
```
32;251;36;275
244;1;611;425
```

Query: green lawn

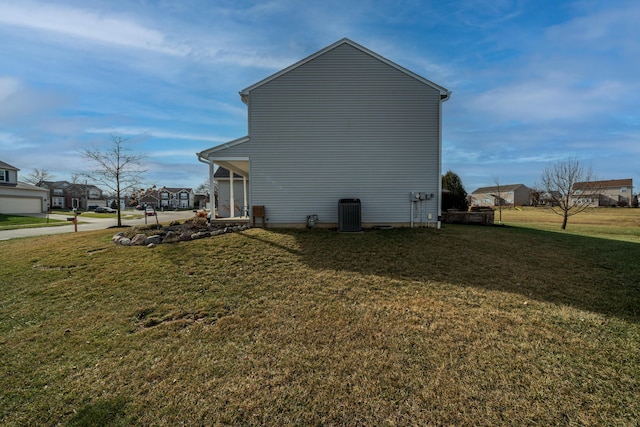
0;213;66;230
1;209;639;425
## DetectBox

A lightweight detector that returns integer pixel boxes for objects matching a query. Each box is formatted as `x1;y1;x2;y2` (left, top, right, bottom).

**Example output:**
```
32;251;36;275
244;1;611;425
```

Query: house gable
240;38;450;102
198;39;449;226
0;160;19;186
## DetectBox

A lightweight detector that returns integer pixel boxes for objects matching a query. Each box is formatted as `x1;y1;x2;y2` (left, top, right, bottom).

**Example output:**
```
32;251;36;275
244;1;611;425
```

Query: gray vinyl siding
246;43;441;225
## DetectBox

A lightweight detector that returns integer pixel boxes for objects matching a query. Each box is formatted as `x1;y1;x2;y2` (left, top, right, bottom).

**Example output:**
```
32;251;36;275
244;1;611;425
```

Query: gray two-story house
198;38;450;228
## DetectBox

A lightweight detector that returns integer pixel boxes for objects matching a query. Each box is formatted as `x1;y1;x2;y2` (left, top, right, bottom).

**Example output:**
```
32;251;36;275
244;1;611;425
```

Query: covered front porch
197;136;251;221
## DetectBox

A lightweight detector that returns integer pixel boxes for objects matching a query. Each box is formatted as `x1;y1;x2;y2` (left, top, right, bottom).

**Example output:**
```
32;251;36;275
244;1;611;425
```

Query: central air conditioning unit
338;198;361;232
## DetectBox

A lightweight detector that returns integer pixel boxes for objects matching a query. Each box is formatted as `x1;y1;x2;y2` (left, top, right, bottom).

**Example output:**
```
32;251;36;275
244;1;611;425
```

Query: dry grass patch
1;221;639;425
501;206;640;242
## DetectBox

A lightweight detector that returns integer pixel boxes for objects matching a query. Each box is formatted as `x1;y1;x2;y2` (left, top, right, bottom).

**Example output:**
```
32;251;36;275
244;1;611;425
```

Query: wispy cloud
85;127;229;144
0;77;66;124
0;2;186;56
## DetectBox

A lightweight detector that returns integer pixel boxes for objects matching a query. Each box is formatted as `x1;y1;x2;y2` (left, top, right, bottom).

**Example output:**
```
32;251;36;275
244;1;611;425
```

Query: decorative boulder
144;235;163;245
162;231;179;244
131;234;147;246
118;237;131;246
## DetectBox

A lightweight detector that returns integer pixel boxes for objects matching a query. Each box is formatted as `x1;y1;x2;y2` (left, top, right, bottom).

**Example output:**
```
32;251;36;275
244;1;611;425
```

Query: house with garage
470;184;532;208
0;160;49;214
572;178;633;207
197;38;450;228
42;180;106;210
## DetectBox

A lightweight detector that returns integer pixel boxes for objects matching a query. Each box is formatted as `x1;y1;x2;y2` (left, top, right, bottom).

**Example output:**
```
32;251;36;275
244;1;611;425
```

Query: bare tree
492;176;504;224
539;157;598;230
24;168;55;186
80;136;146;227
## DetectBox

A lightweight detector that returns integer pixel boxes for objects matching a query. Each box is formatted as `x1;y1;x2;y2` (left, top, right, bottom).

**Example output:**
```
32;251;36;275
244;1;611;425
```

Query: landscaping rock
131;234;147;246
115;219;249;247
178;233;192;241
162;231;179;243
118;237;131;246
145;235;163;245
191;231;211;240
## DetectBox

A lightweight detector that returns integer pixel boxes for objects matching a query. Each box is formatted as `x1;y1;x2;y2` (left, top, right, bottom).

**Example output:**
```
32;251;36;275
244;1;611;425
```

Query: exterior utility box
338;199;362;232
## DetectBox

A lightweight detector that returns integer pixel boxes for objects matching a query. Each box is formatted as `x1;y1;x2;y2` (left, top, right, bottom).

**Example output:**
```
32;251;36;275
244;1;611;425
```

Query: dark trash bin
338;198;361;232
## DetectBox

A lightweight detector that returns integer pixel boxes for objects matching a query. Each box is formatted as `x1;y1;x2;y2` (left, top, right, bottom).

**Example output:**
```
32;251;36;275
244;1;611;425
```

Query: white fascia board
197;136;250;159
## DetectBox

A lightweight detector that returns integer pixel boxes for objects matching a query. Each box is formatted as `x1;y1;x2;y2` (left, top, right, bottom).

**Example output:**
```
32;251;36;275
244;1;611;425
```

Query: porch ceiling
214;159;249;177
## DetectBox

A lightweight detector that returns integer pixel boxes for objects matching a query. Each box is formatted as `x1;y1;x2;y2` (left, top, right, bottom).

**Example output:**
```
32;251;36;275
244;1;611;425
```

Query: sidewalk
0;211;197;241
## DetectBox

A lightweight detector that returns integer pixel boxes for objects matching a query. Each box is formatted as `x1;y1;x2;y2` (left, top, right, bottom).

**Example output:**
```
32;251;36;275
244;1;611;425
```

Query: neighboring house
194;193;209;210
137;187;195;209
41;181;106;210
197;38;451;227
572;178;633;207
0;160;49;214
159;187;195;209
139;192;160;208
470;184;532;207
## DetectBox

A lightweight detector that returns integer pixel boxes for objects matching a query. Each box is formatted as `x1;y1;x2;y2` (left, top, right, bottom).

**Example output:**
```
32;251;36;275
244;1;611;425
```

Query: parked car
145;206;156;216
95;206;116;213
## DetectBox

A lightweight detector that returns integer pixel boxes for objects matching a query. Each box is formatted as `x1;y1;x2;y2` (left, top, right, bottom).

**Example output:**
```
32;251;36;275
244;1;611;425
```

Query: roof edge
240;38;450;98
197;136;250;158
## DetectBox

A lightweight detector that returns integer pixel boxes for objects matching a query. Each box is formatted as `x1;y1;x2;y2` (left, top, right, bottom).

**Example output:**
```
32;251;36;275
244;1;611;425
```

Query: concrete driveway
0;210;198;241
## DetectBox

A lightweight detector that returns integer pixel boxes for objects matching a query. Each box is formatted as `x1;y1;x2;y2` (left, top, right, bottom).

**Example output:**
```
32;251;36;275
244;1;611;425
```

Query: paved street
0;210;198;241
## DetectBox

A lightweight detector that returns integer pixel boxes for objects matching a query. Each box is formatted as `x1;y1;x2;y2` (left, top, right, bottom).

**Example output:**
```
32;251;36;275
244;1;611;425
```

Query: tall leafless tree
539;157;598;230
492;176;504;224
24;168;55;186
80;136;146;227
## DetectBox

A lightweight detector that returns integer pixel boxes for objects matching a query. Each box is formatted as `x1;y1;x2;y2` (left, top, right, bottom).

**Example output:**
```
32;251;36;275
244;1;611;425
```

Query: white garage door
0;197;43;214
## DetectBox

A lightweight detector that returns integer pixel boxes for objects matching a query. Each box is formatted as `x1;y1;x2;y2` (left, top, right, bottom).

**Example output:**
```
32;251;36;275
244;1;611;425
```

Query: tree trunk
561;213;568;229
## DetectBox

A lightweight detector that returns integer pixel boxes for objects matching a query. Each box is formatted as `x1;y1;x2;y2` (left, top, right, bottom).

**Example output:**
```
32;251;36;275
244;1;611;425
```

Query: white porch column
229;171;235;218
209;161;215;211
242;175;248;217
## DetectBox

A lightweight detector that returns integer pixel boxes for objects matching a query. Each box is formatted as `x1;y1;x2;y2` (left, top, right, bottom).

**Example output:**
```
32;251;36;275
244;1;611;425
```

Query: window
53;189;63;195
180;193;188;199
0;169;7;182
161;192;169;199
621;186;627;193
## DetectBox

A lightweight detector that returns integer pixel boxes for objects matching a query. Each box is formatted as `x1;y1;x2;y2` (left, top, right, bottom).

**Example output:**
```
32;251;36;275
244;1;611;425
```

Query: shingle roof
472;184;528;194
573;179;632;189
0;160;19;170
214;168;243;179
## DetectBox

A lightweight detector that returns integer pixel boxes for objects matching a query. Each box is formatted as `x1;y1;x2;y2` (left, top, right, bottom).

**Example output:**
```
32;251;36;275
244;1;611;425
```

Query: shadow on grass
67;396;132;426
243;225;640;323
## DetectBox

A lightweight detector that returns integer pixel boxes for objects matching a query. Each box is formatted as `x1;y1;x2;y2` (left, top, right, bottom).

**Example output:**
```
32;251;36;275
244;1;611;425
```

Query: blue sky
1;0;638;193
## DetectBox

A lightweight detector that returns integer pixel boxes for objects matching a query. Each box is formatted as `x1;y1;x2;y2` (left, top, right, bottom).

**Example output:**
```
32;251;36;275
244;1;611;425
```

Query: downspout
197;152;215;212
